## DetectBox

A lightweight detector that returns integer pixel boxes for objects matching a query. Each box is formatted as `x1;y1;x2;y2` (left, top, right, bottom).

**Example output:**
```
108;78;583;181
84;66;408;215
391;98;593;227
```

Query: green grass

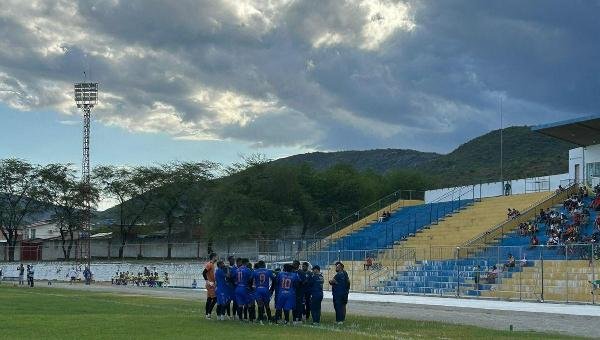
0;285;580;339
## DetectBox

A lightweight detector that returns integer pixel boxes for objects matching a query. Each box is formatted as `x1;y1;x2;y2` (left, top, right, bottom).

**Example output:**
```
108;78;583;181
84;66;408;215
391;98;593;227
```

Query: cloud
0;0;598;154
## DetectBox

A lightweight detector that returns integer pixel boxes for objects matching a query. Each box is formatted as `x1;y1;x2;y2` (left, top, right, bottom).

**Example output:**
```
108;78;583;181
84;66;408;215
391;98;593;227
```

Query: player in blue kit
234;258;254;321
274;263;299;324
215;261;230;321
252;260;274;323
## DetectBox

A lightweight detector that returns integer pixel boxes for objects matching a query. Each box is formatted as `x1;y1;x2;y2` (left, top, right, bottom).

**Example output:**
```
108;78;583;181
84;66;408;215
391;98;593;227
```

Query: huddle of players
203;254;325;324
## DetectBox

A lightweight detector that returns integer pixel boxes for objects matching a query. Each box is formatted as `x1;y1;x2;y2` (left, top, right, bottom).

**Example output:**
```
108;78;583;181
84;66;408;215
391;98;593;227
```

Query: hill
274;149;441;173
274;126;577;187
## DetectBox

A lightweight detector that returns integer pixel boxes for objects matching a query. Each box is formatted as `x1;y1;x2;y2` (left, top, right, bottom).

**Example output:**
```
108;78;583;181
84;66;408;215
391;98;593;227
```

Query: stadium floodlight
74;82;98;270
75;82;98;108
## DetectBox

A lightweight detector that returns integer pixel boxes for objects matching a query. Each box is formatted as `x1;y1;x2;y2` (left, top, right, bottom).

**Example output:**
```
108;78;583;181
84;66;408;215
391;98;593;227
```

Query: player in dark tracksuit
307;265;324;324
292;260;306;323
329;261;350;324
301;262;313;320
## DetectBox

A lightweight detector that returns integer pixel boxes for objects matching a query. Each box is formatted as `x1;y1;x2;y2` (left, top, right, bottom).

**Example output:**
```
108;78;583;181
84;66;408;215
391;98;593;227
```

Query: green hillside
274;126;577;187
422;126;576;186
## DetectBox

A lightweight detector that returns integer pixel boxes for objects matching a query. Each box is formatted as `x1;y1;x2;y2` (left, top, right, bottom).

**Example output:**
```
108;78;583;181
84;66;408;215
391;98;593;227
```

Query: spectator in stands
486;265;499;284
473;265;481;290
364;255;373;270
530;235;539;247
519;254;528;267
503;254;516;271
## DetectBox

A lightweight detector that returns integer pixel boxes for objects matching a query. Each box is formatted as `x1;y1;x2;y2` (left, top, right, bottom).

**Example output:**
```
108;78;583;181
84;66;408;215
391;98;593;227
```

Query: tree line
0;156;433;261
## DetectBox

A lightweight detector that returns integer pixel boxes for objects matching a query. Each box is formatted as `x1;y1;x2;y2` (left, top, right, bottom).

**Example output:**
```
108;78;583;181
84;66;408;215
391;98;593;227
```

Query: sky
1;0;600;169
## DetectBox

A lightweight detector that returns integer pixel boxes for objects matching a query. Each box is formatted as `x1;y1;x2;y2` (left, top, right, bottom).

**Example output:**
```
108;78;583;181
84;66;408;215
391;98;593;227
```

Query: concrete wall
424;173;571;203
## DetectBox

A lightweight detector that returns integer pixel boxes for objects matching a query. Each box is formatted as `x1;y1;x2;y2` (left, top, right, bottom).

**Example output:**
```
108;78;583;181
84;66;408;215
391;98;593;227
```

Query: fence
0;238;325;263
425;173;571;203
2;244;600;305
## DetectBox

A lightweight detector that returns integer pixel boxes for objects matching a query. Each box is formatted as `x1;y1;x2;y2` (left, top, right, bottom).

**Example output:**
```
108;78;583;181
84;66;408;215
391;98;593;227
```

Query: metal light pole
74;82;98;270
500;96;504;185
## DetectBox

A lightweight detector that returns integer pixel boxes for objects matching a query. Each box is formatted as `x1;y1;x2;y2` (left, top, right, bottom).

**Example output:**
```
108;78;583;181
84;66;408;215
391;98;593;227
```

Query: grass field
0;285;581;339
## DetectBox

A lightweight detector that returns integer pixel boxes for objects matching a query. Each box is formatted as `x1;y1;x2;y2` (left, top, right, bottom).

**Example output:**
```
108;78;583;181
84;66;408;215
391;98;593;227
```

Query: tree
0;159;44;261
93;165;162;259
151;161;217;259
38;164;98;260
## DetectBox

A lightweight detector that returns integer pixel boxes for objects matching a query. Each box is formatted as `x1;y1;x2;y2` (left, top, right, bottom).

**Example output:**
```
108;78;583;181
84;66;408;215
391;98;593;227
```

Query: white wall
424;173;570;203
569;147;584;183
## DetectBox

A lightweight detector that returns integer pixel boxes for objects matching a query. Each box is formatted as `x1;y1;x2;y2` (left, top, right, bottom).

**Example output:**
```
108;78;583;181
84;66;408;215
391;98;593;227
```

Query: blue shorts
216;287;230;305
235;287;250;306
275;292;295;311
255;288;271;304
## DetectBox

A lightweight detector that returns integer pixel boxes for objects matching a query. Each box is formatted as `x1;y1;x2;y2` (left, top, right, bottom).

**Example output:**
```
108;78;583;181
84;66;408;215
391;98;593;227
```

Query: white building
23;220;60;240
534;114;600;187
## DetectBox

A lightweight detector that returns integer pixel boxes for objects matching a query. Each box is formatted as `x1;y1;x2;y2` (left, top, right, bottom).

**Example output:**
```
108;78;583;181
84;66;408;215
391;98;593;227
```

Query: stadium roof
532;114;600;146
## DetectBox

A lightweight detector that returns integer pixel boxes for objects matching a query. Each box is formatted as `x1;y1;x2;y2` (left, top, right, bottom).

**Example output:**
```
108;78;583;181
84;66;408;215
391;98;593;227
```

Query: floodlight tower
74;82;98;269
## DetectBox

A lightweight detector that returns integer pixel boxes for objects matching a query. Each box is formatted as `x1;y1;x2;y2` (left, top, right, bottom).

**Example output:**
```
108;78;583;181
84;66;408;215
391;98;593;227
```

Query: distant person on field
17;264;25;285
83;266;92;285
69;267;77;284
329;261;350;325
26;265;34;287
504;182;512;196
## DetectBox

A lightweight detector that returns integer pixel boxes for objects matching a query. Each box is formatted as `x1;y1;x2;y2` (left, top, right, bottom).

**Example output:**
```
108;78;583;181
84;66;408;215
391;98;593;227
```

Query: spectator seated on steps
364;256;374;270
529;235;539;248
486;266;499;284
503;253;516;271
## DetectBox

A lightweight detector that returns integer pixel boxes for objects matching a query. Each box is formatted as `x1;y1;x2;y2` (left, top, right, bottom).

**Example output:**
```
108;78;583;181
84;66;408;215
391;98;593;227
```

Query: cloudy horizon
1;0;599;167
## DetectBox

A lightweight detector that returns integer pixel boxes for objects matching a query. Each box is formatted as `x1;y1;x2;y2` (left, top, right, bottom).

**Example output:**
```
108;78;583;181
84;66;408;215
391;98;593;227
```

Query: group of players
202;254;350;325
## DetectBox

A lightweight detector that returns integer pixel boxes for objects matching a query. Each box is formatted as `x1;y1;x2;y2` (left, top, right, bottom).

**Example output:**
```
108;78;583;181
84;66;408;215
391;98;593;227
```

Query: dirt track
47;283;599;338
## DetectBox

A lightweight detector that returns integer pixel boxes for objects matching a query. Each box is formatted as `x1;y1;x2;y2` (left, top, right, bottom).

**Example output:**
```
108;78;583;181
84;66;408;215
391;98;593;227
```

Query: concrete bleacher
377;188;600;303
369;192;557;294
477;194;600;302
311;199;473;265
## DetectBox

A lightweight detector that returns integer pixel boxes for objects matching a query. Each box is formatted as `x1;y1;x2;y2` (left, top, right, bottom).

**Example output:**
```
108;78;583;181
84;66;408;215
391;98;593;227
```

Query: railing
461;182;578;255
313;189;425;240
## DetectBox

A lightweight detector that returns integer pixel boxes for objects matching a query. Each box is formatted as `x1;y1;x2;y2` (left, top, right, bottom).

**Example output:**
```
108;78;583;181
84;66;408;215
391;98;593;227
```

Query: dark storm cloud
0;0;598;153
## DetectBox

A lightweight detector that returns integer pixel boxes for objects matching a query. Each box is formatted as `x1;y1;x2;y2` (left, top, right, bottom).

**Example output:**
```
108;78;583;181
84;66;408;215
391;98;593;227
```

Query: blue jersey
253;268;273;290
234;266;253;287
215;268;228;290
277;271;299;295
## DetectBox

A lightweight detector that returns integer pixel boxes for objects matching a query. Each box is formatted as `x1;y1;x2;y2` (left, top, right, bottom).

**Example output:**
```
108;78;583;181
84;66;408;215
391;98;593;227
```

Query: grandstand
307;115;600;304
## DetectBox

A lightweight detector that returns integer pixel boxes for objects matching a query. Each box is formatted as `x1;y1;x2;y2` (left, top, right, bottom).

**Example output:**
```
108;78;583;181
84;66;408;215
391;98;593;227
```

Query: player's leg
311;294;322;324
304;293;311;320
257;299;265;322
